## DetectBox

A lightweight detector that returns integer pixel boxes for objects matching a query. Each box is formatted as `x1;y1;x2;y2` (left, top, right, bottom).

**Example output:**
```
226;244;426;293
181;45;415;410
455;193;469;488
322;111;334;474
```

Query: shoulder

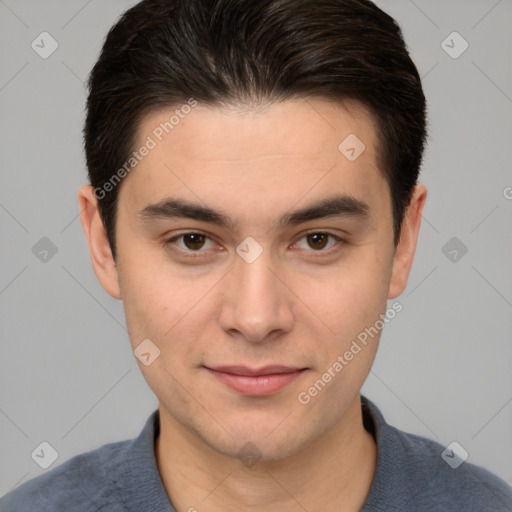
361;397;512;512
0;437;134;512
397;428;511;510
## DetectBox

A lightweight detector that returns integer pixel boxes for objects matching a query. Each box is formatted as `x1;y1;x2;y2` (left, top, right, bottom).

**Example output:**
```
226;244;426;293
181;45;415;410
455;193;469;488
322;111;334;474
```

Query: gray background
1;0;511;496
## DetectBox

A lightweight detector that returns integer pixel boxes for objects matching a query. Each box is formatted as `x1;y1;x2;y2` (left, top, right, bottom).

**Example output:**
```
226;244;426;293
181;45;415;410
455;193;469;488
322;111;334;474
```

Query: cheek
118;270;205;398
294;248;390;339
120;279;187;349
116;249;175;348
293;252;391;402
117;253;219;357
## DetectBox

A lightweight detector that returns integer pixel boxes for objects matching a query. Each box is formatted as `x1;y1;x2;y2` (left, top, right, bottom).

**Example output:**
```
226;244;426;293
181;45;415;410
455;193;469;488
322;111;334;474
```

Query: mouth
204;365;307;396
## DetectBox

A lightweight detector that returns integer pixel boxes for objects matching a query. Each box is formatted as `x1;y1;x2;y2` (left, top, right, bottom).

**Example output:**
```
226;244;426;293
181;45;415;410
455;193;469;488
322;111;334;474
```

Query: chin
200;418;314;464
215;436;304;465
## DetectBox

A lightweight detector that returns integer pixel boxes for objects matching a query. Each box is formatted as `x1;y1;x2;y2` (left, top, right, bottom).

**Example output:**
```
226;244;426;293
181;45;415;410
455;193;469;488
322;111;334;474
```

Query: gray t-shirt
1;396;510;511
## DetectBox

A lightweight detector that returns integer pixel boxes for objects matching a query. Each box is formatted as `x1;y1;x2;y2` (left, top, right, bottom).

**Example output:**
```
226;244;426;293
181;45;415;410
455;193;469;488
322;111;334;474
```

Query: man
1;0;510;510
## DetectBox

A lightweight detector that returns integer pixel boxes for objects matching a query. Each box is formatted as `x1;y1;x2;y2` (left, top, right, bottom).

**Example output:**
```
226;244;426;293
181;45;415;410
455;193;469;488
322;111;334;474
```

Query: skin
79;97;426;512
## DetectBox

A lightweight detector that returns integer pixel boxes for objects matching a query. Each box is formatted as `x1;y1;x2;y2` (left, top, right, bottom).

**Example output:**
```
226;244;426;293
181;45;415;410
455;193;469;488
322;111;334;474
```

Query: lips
205;365;307;396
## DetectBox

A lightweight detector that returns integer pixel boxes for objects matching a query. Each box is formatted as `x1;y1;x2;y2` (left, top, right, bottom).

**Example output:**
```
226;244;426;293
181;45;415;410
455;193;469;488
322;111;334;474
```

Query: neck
155;396;377;512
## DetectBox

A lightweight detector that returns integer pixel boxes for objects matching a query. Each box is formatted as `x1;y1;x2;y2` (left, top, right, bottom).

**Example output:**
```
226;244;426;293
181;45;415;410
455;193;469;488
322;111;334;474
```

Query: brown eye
165;232;217;253
306;233;329;250
182;233;207;250
292;232;342;254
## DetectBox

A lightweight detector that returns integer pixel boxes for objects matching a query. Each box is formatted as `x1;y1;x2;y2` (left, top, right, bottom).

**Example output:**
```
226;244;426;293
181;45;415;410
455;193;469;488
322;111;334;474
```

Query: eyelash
163;231;345;258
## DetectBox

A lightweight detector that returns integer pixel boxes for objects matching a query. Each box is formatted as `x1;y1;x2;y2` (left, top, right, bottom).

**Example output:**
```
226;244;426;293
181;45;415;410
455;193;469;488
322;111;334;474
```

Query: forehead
120;98;388;229
137;98;377;162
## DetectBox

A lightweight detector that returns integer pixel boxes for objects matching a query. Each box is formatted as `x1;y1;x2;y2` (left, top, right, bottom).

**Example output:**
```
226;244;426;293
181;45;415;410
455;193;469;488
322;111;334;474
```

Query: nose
218;247;294;344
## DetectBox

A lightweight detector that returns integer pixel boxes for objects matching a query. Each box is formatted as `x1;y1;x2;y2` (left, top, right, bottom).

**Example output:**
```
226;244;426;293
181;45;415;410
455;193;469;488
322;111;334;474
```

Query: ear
78;185;121;299
388;183;427;299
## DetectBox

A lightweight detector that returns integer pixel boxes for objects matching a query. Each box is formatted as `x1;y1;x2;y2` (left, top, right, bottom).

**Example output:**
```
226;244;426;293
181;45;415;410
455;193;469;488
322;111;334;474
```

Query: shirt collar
114;409;176;512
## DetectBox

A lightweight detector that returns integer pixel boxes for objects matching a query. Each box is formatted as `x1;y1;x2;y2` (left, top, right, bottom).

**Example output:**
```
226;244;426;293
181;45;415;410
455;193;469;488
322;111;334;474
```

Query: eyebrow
138;194;370;231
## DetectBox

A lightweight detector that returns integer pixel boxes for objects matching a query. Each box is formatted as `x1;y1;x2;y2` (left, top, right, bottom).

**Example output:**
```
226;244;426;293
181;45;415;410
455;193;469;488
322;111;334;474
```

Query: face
80;97;424;461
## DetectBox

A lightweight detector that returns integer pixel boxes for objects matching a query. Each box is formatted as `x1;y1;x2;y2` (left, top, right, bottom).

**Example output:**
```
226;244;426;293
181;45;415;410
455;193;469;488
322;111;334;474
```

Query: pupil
184;234;205;250
308;233;328;250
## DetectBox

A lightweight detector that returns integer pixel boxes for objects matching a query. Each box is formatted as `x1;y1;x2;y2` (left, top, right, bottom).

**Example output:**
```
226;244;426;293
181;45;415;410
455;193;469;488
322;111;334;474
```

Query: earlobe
78;185;122;299
387;183;427;299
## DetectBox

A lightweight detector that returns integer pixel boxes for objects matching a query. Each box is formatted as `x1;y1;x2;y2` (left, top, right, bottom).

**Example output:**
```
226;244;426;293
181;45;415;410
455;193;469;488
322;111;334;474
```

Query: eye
165;232;217;252
292;232;342;252
164;231;343;258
